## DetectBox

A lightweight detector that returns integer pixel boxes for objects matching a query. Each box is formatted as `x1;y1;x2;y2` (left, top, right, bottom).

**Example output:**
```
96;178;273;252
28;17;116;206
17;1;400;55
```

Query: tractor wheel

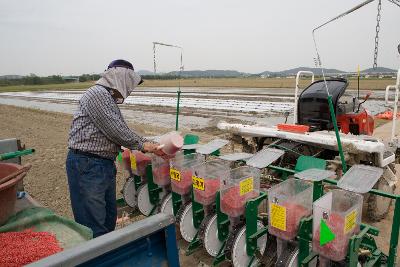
367;165;396;221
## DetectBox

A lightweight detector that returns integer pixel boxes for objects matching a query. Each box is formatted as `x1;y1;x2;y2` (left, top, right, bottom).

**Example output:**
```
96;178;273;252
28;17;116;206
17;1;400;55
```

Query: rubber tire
367;176;395;222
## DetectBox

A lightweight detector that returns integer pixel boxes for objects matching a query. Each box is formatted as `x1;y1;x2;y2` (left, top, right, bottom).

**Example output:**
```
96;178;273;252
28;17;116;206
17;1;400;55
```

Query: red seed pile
0;229;63;266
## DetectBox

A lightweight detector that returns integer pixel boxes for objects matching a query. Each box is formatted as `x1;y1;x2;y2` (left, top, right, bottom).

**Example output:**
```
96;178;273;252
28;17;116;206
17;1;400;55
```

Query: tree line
0;74;101;86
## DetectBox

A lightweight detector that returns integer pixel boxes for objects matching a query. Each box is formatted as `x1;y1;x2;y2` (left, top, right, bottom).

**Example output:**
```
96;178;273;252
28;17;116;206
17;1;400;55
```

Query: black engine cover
297;79;348;131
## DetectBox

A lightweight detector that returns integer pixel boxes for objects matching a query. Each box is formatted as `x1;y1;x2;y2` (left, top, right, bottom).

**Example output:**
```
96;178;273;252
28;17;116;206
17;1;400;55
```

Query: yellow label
239;177;253;196
170;168;181;182
130;154;137;171
270;203;287;231
344;209;357;234
192;176;205;191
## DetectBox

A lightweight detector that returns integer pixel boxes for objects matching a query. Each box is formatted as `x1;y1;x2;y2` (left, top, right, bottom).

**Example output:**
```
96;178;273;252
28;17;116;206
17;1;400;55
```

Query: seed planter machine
219;67;400;222
207;151;400;266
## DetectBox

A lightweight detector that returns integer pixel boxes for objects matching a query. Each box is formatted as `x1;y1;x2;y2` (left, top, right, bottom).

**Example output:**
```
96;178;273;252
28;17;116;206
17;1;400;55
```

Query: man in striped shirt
66;59;163;237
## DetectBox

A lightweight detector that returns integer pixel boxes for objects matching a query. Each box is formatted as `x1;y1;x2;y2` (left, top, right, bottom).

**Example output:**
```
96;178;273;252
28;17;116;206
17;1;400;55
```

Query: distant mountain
0;75;23;80
259;67;346;76
361;67;397;73
137;70;154;75
1;66;397;80
166;70;248;77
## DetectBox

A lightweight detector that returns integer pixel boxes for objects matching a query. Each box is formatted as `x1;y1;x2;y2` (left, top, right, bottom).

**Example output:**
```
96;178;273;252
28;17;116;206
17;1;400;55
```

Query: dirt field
0;103;398;263
0;77;395;92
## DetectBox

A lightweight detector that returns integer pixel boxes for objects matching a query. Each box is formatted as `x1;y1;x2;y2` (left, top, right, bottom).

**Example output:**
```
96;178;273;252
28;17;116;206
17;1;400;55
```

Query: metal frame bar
245;192;268;256
0;148;35;161
382;69;400;141
152;41;184;130
390;68;400;141
186;190;205;255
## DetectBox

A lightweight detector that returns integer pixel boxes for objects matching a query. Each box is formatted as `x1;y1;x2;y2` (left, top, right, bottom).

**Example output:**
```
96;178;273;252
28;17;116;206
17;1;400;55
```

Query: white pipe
217;121;386;154
390;68;400;141
294;71;315;124
385;85;397;105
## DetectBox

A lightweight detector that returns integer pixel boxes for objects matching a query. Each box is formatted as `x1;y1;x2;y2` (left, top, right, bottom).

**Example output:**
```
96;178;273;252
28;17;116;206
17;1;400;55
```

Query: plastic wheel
176;202;197;242
137;184;166;216
122;177;137;208
160;192;173;216
201;214;222;257
231;221;268;267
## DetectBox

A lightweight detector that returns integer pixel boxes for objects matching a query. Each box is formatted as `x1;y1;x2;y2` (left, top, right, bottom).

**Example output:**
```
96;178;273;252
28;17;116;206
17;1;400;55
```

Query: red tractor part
336;110;374;136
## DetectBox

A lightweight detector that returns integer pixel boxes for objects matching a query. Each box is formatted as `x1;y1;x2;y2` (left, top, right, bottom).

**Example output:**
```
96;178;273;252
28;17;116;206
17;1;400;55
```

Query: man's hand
143;142;166;156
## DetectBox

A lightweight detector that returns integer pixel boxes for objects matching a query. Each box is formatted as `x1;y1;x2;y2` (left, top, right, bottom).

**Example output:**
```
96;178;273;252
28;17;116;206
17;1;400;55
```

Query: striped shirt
68;85;147;159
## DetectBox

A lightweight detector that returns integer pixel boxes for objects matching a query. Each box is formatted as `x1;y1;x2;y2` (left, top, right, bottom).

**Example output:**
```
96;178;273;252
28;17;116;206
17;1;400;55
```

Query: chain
387;0;400;7
153;43;157;74
373;0;382;69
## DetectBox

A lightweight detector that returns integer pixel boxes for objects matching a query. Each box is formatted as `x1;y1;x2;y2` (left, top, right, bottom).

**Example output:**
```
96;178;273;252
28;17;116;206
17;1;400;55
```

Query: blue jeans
66;150;117;238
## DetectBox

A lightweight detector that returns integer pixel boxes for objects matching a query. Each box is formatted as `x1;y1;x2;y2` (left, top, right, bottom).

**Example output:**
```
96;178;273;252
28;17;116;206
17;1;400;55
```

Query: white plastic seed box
191;159;231;206
170;153;205;195
268;178;313;240
312;189;363;262
220;166;260;218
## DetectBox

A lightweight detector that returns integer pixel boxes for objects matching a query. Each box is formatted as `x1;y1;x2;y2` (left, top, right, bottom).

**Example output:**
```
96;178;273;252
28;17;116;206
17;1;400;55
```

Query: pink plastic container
121;149;131;171
122;150;151;178
221;186;258;217
194;179;220;206
151;155;171;186
171;169;193;195
268;202;310;240
0;163;28;225
159;132;184;155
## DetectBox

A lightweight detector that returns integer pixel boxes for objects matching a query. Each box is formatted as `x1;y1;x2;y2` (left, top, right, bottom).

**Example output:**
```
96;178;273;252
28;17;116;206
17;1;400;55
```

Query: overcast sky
0;0;399;76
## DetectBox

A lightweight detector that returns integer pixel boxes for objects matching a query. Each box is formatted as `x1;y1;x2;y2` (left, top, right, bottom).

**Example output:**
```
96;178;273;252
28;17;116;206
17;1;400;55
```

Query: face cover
96;67;142;103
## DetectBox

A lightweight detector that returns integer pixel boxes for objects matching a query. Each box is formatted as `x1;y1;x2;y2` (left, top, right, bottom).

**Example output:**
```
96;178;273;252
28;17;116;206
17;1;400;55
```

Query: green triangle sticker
320;219;335;246
117;152;122;163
